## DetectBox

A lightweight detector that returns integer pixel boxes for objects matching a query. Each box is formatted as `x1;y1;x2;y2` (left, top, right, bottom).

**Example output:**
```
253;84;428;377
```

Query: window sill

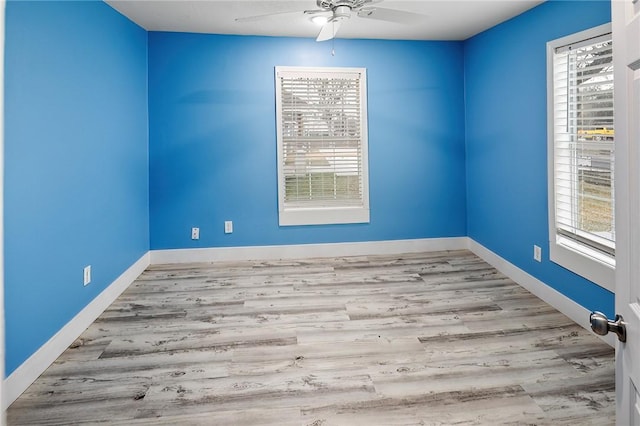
549;236;615;292
279;206;370;226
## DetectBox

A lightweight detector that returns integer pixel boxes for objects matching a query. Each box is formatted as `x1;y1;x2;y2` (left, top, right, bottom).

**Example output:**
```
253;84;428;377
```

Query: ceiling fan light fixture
311;15;329;25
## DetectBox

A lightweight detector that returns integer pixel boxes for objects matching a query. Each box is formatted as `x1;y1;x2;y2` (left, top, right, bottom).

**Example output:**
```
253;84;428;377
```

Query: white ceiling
105;0;545;41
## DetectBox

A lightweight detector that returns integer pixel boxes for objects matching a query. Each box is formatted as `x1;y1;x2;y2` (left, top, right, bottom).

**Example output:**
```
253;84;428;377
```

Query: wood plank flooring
7;250;615;425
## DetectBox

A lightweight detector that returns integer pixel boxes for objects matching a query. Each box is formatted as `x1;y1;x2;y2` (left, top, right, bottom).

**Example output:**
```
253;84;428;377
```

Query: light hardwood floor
7;250;615;425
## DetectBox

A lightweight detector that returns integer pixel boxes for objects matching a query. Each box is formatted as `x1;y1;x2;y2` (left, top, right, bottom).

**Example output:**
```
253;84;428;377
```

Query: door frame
1;0;6;419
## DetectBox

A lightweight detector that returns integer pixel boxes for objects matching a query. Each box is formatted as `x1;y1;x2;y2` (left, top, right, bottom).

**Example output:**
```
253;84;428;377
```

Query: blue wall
4;1;149;374
148;34;467;249
464;0;614;317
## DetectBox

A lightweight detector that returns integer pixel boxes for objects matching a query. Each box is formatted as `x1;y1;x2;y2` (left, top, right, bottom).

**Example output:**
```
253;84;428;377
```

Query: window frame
546;23;615;291
275;66;370;227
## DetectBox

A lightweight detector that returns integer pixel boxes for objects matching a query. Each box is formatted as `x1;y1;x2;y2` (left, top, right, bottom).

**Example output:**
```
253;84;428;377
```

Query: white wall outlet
191;227;200;240
533;245;542;262
224;221;233;234
83;265;91;286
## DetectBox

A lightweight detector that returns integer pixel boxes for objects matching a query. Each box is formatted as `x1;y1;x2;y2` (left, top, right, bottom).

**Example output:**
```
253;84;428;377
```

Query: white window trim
275;66;370;227
547;23;615;292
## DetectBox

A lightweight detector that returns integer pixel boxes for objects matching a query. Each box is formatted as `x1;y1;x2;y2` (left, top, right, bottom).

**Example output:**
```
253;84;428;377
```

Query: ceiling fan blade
303;9;328;16
316;18;343;42
238;6;330;23
357;7;425;24
235;9;303;23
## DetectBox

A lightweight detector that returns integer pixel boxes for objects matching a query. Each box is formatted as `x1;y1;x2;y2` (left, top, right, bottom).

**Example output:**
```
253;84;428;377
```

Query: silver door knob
590;311;627;342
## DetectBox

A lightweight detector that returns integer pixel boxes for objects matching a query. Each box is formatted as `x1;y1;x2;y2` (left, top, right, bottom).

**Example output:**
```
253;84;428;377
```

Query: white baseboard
150;237;469;265
3;252;151;409
466;238;615;347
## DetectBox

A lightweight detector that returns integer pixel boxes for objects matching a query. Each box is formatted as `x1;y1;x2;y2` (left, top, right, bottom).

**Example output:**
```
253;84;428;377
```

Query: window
547;23;615;290
275;66;369;226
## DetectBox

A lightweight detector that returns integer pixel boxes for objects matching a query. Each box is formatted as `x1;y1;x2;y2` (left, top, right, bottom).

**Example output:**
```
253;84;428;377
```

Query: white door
612;0;640;424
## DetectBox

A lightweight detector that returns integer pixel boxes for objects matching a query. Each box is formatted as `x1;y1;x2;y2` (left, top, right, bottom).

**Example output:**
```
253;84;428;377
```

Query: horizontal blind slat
552;35;615;252
279;69;365;206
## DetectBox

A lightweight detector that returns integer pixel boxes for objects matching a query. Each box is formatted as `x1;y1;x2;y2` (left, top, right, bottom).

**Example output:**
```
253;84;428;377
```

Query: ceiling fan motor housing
334;5;352;18
316;0;370;12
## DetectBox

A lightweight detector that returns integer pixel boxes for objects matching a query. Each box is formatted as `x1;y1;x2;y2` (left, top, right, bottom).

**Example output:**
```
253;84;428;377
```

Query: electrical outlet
83;265;91;286
533;245;542;262
191;227;200;240
224;221;233;234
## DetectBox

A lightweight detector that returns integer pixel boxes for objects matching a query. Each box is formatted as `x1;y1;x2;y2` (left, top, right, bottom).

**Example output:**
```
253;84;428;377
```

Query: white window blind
551;30;615;263
275;67;369;226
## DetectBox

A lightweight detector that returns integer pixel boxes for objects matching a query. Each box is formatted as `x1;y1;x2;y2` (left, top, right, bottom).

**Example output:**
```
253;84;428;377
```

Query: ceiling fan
236;0;425;42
